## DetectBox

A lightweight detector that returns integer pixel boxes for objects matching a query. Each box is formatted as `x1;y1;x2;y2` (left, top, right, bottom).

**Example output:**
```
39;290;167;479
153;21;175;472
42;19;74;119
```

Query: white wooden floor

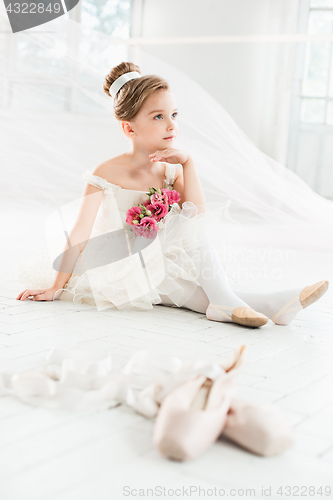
2;205;333;500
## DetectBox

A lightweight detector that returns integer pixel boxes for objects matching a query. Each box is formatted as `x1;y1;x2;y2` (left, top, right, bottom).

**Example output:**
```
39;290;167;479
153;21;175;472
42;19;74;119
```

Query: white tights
158;237;304;325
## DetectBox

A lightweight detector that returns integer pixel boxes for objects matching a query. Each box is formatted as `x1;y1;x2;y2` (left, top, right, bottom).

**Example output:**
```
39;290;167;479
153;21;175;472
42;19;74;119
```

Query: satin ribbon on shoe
0;346;246;414
152;358;245;461
0;348;124;411
120;345;247;417
270;295;303;324
0;346;294;457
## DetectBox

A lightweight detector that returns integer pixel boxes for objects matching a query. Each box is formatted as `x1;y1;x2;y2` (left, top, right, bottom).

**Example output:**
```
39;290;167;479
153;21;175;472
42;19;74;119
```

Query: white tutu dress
12;162;234;311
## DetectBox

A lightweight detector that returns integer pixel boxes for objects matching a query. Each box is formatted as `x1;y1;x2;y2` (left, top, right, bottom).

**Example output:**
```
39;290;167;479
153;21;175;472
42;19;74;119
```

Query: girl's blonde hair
103;61;170;121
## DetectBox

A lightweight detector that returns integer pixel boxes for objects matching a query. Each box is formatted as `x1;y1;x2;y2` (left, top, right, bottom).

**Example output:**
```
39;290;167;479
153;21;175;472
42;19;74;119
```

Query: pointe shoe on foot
206;304;269;328
219;398;294;456
153;347;246;461
270;280;329;326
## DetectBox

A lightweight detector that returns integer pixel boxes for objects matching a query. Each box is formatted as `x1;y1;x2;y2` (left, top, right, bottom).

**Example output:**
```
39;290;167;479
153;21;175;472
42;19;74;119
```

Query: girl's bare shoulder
92;154;128;183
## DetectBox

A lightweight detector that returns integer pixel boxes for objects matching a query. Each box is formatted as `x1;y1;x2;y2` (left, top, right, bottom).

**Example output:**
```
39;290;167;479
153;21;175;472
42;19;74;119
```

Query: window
1;0;133;113
300;0;333;124
80;0;132;36
286;0;333;198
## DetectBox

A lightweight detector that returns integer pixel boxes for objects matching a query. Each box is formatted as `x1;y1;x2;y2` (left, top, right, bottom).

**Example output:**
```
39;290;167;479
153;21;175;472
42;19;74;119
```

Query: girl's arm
173;156;206;214
17;179;104;301
51;182;104;291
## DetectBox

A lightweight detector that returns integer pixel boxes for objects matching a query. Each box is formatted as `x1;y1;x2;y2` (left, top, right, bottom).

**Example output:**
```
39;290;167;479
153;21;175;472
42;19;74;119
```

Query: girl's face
125;89;179;151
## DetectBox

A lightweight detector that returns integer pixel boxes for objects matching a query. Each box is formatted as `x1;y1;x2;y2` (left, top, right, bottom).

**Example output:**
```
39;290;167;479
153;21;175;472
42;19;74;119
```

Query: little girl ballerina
16;62;329;328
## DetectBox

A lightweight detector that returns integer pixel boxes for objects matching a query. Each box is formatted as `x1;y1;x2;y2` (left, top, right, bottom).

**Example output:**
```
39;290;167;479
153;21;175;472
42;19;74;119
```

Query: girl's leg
186;237;316;324
159;237;254;322
159;282;306;326
232;287;305;325
185;238;252;322
159;236;311;325
235;280;328;325
159;284;209;315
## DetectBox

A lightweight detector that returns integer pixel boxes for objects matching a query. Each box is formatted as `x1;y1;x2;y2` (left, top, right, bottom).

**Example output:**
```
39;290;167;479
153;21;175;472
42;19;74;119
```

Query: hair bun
102;64;169;123
103;61;141;97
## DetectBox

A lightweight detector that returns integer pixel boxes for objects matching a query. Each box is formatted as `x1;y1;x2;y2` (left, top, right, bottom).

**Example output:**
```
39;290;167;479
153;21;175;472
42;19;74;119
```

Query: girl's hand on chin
149;148;190;166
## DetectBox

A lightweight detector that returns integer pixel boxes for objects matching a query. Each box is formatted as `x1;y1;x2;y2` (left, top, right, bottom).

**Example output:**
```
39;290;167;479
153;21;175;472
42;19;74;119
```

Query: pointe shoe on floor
270;280;329;326
219;398;294;456
153;347;246;461
206;304;269;328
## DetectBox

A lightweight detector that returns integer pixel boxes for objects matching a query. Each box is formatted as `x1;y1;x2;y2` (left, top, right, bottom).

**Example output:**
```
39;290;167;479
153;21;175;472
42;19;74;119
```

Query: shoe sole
231;312;268;328
300;280;329;309
206;307;268;328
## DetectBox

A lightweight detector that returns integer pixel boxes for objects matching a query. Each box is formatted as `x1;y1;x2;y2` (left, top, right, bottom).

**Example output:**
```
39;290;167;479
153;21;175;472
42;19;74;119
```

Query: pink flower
161;188;180;205
132;217;158;239
126;206;143;225
150;191;168;204
146;201;169;222
126;186;181;239
141;199;151;208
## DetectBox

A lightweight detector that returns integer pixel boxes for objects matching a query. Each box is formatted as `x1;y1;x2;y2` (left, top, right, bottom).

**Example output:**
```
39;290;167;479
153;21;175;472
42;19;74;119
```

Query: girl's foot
270;280;329;326
206;304;269;328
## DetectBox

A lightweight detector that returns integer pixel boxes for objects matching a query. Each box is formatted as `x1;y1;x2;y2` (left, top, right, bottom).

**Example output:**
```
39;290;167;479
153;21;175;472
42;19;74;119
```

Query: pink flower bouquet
126;187;181;238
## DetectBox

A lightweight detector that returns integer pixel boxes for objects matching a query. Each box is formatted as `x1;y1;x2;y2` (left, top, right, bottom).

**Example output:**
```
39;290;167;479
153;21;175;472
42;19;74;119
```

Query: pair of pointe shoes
153;346;294;461
206;280;329;328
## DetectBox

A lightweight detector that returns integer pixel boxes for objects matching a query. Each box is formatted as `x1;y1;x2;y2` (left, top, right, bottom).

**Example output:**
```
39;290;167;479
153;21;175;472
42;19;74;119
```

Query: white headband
109;71;141;98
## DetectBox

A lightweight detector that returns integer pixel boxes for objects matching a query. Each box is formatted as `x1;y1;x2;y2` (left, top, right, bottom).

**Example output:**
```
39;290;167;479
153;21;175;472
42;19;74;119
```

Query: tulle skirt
12;200;237;311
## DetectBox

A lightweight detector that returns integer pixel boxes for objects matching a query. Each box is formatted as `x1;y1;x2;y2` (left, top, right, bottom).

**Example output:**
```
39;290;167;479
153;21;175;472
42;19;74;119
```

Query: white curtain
1;11;333;257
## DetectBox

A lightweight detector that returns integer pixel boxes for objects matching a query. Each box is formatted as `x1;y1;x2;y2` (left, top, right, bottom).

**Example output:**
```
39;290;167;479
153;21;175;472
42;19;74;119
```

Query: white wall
132;0;300;165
